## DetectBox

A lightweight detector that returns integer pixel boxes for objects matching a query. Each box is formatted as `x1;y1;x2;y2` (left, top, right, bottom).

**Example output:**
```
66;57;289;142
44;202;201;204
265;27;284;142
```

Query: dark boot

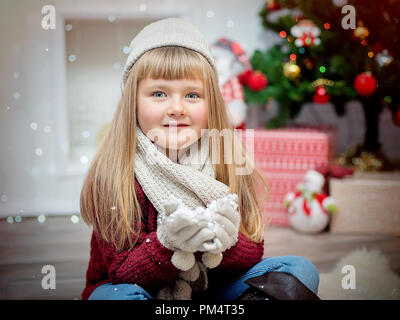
237;271;320;300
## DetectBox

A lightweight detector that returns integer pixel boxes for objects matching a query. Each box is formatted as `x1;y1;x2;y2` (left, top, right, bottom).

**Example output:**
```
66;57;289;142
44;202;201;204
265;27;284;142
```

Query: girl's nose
167;99;186;116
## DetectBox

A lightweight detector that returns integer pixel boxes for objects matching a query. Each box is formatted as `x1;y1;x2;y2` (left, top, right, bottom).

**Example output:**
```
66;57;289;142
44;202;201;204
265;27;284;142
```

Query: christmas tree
240;0;400;170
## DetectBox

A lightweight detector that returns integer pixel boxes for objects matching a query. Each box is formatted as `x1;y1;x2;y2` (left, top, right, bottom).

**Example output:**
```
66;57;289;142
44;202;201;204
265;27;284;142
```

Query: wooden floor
0;215;399;300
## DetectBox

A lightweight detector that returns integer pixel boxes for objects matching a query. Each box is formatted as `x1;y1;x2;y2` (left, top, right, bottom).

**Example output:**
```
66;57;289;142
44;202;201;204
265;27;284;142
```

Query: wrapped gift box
330;171;400;235
240;125;337;226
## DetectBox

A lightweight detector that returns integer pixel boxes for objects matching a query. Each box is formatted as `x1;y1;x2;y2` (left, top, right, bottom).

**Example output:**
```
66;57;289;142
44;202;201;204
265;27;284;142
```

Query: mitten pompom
171;250;195;271
202;252;223;269
156;286;173;300
173;280;192;300
180;261;200;282
163;197;181;216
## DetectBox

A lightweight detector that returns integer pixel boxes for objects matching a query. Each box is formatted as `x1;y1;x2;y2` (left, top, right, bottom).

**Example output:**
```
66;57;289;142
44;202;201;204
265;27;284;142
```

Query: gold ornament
354;21;370;40
312;78;335;88
283;62;301;80
334;144;395;171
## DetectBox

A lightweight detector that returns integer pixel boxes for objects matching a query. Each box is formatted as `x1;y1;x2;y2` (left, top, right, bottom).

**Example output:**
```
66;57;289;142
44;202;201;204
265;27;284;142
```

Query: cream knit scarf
134;126;230;215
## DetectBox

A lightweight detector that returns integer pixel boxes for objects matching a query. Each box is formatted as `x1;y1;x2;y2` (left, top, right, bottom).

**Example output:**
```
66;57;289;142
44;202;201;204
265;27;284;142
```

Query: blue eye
151;91;200;99
187;93;199;99
152;91;166;98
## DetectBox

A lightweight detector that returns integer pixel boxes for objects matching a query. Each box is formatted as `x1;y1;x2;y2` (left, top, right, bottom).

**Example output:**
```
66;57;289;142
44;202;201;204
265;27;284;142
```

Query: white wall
1;0;399;218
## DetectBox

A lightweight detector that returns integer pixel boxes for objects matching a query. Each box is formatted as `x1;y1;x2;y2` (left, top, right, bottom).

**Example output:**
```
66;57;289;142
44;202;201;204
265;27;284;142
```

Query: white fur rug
318;247;400;300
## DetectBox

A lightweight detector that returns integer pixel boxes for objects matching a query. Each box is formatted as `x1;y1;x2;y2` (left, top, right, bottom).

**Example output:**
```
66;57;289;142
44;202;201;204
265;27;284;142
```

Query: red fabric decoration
302;198;311;216
313;193;329;214
220;76;245;104
314;163;355;195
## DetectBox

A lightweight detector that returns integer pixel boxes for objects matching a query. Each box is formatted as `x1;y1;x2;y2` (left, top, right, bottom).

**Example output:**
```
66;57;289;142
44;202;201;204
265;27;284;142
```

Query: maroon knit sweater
81;178;264;300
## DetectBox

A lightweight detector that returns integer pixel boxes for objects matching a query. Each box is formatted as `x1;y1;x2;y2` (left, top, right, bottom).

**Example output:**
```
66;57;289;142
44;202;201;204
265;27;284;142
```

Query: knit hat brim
122;18;217;86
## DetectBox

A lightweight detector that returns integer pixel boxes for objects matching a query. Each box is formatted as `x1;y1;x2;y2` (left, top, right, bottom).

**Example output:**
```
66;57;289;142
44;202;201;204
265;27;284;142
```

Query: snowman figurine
211;38;250;130
284;169;338;233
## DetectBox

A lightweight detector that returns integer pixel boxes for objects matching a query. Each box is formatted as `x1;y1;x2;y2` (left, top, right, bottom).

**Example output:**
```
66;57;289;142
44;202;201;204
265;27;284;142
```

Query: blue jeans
88;255;319;300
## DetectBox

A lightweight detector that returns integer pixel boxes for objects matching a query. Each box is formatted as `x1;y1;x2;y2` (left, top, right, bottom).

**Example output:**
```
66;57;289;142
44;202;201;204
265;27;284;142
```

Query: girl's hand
204;195;241;254
157;199;216;253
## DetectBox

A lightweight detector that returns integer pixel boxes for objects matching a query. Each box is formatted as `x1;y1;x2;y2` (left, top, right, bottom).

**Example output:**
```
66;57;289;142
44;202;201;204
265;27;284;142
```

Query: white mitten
203;194;241;254
157;197;215;252
157;197;218;270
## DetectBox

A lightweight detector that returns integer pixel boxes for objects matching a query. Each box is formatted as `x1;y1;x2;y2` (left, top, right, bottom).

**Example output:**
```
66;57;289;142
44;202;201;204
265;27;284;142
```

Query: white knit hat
122;17;217;86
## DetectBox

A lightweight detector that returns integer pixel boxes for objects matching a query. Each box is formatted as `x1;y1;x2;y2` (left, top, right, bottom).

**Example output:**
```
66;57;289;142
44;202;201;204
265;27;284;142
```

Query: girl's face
137;78;209;154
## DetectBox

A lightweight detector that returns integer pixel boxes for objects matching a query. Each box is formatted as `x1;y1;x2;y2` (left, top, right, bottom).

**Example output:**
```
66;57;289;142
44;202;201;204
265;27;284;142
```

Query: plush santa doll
211;38;251;130
284;169;338;233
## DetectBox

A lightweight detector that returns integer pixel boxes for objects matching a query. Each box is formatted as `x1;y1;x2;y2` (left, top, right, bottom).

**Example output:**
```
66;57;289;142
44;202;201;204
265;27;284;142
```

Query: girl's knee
288;255;319;278
261;255;320;293
89;282;152;300
284;255;320;293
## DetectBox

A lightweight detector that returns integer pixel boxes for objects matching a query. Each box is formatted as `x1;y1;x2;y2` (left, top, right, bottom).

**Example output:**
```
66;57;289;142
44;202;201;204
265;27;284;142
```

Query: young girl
80;18;320;300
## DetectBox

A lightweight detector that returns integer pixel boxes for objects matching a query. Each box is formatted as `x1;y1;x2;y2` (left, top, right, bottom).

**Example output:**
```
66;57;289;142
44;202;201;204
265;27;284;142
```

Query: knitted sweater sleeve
81;178;180;299
97;180;180;292
81;231;111;300
95;230;180;292
216;231;264;275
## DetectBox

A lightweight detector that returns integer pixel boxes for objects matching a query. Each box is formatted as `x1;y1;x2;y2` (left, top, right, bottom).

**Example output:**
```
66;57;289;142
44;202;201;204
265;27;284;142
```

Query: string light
80;156;89;164
226;20;234;28
139;3;147;11
319;66;326;73
71;215;80;224
290;54;297;61
3;214;86;226
316;86;326;96
206;10;215;18
279;31;287;38
384;96;392;104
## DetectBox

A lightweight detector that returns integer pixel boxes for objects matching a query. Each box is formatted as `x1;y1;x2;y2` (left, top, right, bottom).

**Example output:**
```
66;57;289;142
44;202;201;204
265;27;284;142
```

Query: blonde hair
80;46;270;252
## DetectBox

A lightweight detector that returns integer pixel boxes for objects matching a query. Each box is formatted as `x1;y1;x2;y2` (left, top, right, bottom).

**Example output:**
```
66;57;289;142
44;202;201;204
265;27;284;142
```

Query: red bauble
238;69;253;86
354;72;377;96
267;1;282;11
392;109;400;127
247;71;268;91
312;85;331;104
